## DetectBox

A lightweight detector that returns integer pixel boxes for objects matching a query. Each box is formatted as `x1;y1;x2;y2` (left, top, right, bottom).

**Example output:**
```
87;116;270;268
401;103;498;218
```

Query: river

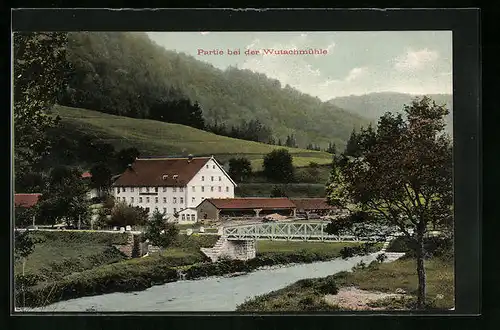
30;252;388;312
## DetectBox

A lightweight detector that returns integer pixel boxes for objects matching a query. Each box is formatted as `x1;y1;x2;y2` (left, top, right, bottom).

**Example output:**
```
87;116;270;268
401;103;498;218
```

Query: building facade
112;156;236;223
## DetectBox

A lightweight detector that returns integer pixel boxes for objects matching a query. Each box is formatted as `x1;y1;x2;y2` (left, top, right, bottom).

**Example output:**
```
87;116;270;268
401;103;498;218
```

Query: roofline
14;193;42;195
185;156;238;188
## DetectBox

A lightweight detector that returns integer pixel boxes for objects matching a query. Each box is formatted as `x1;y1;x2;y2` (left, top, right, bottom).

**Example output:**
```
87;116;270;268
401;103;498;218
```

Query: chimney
187;154;193;163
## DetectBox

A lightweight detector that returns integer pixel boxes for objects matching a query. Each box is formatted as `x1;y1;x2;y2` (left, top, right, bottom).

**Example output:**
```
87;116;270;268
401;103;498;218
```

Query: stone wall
201;236;256;262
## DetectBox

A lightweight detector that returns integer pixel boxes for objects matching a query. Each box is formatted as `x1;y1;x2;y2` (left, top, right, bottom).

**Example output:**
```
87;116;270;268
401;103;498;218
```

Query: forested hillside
329;92;453;132
58;32;370;149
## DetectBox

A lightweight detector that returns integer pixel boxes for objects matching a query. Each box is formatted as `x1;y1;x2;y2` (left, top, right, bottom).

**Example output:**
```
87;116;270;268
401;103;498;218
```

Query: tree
144;210;179;248
228;157;252;182
108;202;148;227
90;163;112;197
325;97;452;309
263;149;295;183
14;206;37;228
343;129;361;157
326;142;337;155
306;161;320;178
13;32;69;187
36;166;91;227
270;185;287;197
115;147;140;171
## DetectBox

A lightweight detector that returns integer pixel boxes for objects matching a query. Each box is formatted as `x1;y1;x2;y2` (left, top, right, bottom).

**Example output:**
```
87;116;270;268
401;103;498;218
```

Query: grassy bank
237;255;454;311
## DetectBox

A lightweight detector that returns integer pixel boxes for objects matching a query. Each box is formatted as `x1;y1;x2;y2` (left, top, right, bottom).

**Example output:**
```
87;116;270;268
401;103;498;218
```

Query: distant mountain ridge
329;92;453;131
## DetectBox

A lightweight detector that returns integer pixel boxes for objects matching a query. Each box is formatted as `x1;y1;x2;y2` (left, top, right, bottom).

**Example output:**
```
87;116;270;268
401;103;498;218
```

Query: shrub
316;277;339;295
108;201;148;227
386;236;453;260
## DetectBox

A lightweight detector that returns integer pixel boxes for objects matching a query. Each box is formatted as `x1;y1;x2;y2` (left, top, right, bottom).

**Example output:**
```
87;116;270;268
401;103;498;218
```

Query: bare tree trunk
416;224;427;309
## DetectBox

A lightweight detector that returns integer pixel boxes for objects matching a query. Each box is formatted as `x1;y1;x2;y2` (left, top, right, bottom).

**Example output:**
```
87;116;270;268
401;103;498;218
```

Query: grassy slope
54;105;333;169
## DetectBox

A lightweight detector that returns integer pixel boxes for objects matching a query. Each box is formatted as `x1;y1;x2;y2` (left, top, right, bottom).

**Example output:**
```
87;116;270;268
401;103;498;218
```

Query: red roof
81;172;92;179
113;157;212;187
14;193;42;208
290;198;336;211
204;198;296;210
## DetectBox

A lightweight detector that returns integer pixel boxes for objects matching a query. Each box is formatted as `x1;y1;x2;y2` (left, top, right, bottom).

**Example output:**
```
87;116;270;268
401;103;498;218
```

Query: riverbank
16;238;381;308
236;244;454;311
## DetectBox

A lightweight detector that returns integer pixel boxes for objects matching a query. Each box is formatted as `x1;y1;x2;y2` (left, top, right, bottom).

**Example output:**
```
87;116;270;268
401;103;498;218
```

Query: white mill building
112;155;237;224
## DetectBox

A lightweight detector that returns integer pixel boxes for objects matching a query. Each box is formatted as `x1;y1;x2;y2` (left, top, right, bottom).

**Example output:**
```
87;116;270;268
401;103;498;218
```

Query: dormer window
162;174;168;180
173;174;179;180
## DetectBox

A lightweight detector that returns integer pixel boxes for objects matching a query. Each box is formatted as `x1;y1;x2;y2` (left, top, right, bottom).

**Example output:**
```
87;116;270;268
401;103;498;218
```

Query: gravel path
324;287;405;310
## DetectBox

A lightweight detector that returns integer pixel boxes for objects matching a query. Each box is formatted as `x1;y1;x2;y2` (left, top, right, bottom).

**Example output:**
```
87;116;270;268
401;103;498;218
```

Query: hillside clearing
52;105;333;170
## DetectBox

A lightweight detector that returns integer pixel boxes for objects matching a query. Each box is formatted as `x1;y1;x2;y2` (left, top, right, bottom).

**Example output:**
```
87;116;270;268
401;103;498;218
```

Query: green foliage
14;230;43;262
15;207;37;228
144;211;179;248
325;96;453;308
108;201;148;227
36;166;91;226
57;32;368;148
236;183;326;198
228;157;252;182
115;147;140;171
89;163;112;195
13;32;69;180
263;149;295;183
386;236;454;261
270;185;287;197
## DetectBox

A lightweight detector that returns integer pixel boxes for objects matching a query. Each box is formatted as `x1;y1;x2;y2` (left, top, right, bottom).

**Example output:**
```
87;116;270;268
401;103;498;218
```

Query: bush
108;201;148;227
33;231;130;245
316;277;338;295
386;236;453;260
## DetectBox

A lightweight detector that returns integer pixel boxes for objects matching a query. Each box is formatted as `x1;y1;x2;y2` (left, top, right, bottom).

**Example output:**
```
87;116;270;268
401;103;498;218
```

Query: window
202;176;205;181
180;197;184;204
226;186;229;192
146;187;150;192
145;207;150;212
131;187;134;192
206;165;209;169
155;207;158;211
163;208;166;213
213;165;215;169
139;197;143;203
122;197;126;202
182;214;186;221
163;197;167;203
191;214;196;221
180;187;184;192
201;186;205;192
218;186;221;192
146;197;150;203
192;197;195;203
173;187;177;192
219;176;221;181
173;197;177;204
155;197;158;203
173;208;177;213
123;187;126;193
116;188;120;194
163;187;167;192
139;187;142;192
211;176;214;181
155;187;158;193
202;197;205;200
131;197;134;203
211;186;214;192
192;186;195;192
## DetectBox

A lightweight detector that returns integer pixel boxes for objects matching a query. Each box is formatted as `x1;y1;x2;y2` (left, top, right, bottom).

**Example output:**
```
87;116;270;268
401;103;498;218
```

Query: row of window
142;206;195;220
119;196;201;204
201;175;222;182
116;185;230;193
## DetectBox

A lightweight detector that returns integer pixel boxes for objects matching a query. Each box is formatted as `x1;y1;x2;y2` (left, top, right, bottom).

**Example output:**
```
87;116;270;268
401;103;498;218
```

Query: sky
147;31;452;101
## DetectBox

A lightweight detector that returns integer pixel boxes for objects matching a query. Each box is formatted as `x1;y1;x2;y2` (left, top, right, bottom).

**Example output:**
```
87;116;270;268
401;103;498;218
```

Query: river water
31;253;384;312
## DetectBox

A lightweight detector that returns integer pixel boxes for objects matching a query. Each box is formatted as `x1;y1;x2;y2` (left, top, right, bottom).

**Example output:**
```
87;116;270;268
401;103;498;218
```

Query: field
256;241;362;254
236;183;326;197
53;105;333;170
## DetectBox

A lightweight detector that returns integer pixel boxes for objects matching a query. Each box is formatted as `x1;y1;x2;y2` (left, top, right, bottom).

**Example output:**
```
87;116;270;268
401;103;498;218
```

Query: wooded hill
58;32;370;149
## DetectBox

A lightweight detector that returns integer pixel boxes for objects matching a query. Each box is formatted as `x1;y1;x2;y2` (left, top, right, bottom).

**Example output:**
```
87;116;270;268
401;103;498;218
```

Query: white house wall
112;158;235;223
